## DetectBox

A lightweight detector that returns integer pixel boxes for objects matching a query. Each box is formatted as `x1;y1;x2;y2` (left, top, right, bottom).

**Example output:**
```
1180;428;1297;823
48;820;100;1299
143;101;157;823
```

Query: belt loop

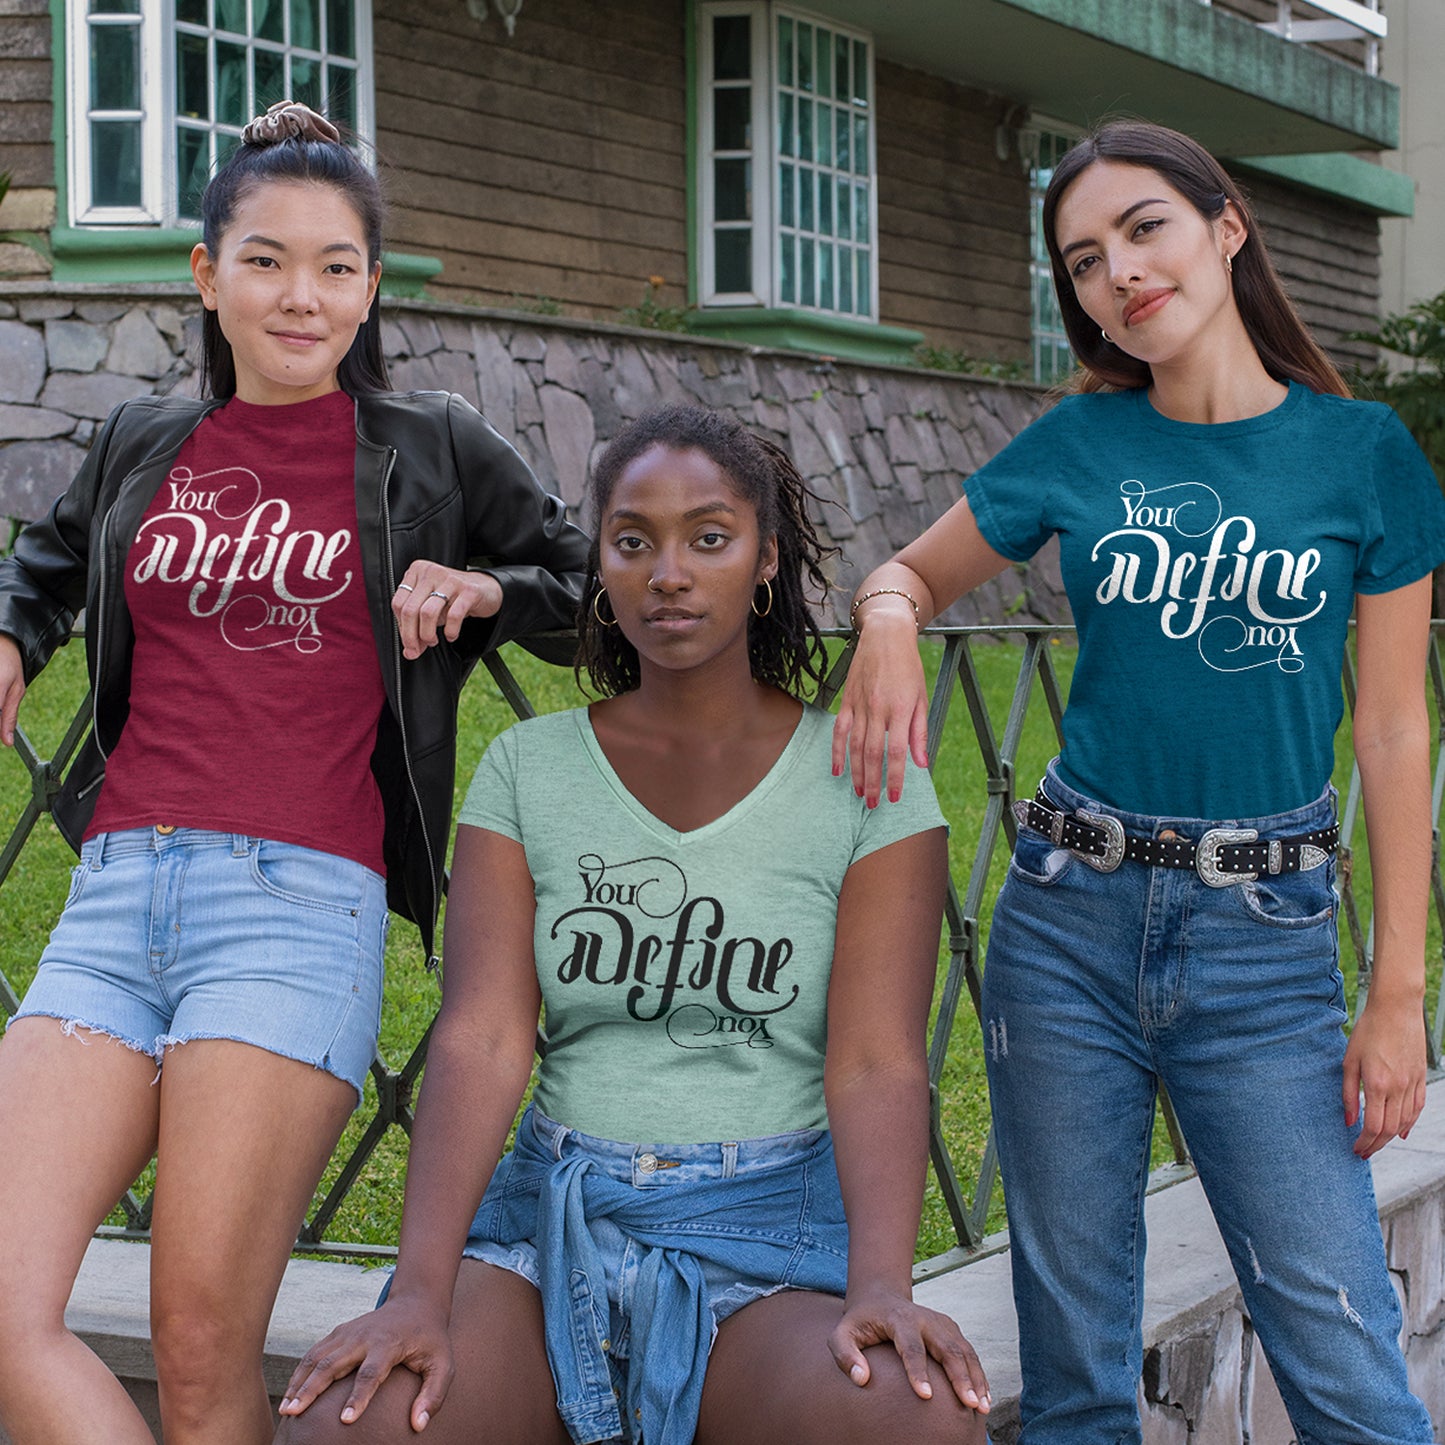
721;1142;738;1179
90;832;107;870
551;1122;571;1161
232;834;249;857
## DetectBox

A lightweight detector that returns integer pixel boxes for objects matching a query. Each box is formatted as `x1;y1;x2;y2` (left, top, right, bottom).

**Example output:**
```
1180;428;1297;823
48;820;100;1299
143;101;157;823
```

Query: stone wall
0;284;1060;627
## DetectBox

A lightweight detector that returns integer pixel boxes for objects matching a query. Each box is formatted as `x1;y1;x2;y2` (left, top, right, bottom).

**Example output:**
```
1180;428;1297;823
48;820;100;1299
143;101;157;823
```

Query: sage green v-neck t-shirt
458;704;947;1143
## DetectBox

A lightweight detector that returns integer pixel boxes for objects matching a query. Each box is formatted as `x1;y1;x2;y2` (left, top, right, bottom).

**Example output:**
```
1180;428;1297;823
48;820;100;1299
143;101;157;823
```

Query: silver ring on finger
397;582;415;592
428;590;451;602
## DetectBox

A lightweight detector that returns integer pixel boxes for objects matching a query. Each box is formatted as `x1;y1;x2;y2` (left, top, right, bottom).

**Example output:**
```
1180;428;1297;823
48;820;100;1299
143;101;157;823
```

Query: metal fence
2;624;1442;1272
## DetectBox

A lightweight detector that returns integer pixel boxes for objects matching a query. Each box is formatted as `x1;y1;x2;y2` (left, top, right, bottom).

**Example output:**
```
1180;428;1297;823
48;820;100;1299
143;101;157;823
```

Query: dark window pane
713;87;750;151
216;0;245;33
835;109;849;171
176;124;208;220
815;28;831;98
90;0;141;12
780;233;794;304
799;166;813;233
853;40;867;104
714;157;750;222
854;184;868;243
838;245;853;313
836;179;851;239
816;103;831;166
713;14;749;81
778;92;793;158
256;0;284;43
798;98;812;162
91;22;139;110
327;0;356;56
799;238;814;308
254;46;285;108
856;249;870;314
776;15;791;87
854;115;868;175
818;172;832;236
291;55;321;109
818;242;834;311
715;228;750;294
327;64;356;133
176;0;206;23
779;162;794;228
291;0;321;49
176;32;209;119
216;40;248;126
835;34;848;102
797;22;812;91
90;121;142;206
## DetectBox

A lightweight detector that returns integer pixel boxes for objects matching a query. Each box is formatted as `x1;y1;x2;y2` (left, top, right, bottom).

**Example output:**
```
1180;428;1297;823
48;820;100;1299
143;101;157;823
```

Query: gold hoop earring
751;578;773;618
591;588;617;627
1225;251;1234;274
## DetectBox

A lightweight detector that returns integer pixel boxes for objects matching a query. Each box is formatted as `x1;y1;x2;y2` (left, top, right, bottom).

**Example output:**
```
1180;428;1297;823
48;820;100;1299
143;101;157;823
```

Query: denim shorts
11;827;388;1101
462;1106;840;1347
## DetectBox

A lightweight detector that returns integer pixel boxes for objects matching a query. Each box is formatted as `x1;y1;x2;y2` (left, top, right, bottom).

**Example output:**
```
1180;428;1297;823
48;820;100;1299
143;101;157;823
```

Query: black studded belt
1012;790;1338;888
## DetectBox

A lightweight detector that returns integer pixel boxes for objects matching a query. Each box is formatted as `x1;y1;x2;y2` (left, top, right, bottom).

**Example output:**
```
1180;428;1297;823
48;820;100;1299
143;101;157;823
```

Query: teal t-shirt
458;703;947;1143
965;383;1445;817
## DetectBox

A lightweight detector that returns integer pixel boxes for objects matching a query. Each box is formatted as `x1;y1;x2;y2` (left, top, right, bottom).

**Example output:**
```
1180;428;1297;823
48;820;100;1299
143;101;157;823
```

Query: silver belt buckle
1074;809;1125;872
1197;827;1258;887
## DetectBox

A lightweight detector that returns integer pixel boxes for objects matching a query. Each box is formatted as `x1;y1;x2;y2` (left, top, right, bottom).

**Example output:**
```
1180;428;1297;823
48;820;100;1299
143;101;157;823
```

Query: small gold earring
591;588;617;627
751;578;773;618
1225;252;1234;274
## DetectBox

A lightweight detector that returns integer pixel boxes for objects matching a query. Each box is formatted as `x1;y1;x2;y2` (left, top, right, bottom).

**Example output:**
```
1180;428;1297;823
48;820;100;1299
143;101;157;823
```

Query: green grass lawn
0;631;1427;1264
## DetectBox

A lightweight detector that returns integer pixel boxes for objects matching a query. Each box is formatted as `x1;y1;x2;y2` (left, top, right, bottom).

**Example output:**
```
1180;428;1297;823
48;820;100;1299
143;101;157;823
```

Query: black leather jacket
0;390;590;959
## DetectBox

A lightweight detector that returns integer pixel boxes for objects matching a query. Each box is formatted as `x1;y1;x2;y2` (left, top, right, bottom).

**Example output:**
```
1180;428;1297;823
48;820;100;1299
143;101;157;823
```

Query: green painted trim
685;1;699;308
687;306;924;365
50;225;441;294
1230;152;1415;218
997;0;1399;151
50;0;68;228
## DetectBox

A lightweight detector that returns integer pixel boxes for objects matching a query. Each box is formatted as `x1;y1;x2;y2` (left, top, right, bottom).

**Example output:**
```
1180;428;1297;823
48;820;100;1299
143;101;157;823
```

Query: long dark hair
576;406;836;699
1041;121;1349;398
197;133;389;399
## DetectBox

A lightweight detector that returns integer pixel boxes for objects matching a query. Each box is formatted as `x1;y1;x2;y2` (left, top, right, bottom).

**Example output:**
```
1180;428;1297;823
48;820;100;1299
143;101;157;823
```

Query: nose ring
647;578;662;593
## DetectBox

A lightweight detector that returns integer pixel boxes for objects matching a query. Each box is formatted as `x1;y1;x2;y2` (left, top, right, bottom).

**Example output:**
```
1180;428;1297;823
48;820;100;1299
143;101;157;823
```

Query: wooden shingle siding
0;2;52;188
874;62;1031;363
373;0;687;315
1235;171;1382;370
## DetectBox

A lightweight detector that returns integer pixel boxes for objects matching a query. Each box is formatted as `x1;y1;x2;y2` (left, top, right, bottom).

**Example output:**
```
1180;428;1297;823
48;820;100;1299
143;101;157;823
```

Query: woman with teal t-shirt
276;406;991;1445
835;121;1442;1444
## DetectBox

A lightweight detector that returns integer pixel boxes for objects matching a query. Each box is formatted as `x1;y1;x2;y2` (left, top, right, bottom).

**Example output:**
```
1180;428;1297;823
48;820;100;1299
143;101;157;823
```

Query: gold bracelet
850;586;921;631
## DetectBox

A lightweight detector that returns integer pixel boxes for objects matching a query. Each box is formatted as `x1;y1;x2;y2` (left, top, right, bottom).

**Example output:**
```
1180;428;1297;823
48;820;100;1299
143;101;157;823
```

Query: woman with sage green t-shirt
836;122;1441;1445
277;406;991;1445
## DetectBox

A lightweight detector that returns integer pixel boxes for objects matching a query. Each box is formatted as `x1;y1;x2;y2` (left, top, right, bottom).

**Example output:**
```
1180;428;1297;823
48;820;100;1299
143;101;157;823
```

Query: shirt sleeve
1356;408;1445;595
848;763;949;868
962;401;1069;562
458;724;524;841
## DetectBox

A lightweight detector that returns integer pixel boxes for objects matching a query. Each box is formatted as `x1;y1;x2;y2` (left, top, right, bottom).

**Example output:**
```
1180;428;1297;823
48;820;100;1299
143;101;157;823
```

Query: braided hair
576;406;836;699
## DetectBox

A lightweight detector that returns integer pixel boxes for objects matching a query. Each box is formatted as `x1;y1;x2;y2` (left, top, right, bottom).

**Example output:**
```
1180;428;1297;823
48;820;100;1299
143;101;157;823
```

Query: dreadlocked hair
575;406;836;700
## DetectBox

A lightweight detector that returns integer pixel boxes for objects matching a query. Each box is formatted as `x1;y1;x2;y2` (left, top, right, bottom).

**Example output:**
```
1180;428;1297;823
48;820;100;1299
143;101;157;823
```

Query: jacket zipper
89;500;117;765
377;445;442;969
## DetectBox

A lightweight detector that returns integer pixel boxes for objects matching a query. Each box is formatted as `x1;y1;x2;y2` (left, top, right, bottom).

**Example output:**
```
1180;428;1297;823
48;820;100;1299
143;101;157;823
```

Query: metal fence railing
2;624;1441;1271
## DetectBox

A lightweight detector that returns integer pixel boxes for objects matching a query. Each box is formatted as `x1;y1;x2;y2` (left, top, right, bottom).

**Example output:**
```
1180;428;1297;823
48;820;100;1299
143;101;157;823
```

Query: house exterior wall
0;0;56;281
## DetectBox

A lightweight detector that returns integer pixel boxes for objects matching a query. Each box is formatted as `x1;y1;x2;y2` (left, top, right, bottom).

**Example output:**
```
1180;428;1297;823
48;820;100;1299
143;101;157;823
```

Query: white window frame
1023;118;1081;386
696;1;878;322
66;0;375;229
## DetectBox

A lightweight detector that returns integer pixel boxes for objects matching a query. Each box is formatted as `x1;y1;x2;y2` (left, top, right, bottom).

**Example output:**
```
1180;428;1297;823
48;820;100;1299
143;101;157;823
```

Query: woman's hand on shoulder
828;1281;990;1415
0;633;25;747
278;1293;455;1432
393;563;503;660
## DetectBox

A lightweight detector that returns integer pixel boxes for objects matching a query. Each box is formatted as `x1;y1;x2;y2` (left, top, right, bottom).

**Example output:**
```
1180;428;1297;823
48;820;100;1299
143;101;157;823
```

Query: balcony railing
2;622;1441;1273
1200;0;1385;74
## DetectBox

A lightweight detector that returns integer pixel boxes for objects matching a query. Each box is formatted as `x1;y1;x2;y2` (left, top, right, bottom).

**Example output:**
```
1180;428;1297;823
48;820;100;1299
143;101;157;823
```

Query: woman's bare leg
148;1040;357;1445
697;1291;988;1445
274;1261;569;1445
0;1018;163;1445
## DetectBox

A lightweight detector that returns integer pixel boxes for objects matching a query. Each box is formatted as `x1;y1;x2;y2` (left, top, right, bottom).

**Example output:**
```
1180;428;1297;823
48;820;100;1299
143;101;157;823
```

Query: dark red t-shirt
87;389;388;874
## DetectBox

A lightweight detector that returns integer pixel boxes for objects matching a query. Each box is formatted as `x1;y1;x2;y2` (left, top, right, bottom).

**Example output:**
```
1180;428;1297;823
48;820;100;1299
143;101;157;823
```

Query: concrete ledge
6;1080;1444;1443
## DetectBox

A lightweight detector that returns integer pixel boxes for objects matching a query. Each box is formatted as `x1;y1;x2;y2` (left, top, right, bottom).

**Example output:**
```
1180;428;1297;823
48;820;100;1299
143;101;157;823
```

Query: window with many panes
67;0;373;227
698;3;876;321
1028;126;1076;386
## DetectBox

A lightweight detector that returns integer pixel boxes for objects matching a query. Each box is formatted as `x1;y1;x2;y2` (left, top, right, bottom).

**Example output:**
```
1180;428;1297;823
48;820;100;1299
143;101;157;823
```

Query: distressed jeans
982;765;1433;1445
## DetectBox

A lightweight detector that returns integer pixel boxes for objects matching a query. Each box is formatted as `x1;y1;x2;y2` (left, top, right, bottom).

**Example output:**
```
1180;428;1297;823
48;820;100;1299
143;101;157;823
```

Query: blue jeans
983;765;1431;1444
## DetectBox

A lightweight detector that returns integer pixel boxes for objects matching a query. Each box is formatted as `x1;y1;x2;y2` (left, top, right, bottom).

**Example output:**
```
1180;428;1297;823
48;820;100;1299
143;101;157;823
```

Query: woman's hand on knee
278;1296;455;1432
0;634;25;747
827;1285;990;1414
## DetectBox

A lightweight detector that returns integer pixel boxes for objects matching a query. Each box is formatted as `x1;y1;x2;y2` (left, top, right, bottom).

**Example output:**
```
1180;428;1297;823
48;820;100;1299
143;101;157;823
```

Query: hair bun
241;100;340;147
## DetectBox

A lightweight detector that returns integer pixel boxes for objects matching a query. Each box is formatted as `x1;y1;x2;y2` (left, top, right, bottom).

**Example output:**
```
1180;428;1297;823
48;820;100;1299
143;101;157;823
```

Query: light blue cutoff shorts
11;826;388;1101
